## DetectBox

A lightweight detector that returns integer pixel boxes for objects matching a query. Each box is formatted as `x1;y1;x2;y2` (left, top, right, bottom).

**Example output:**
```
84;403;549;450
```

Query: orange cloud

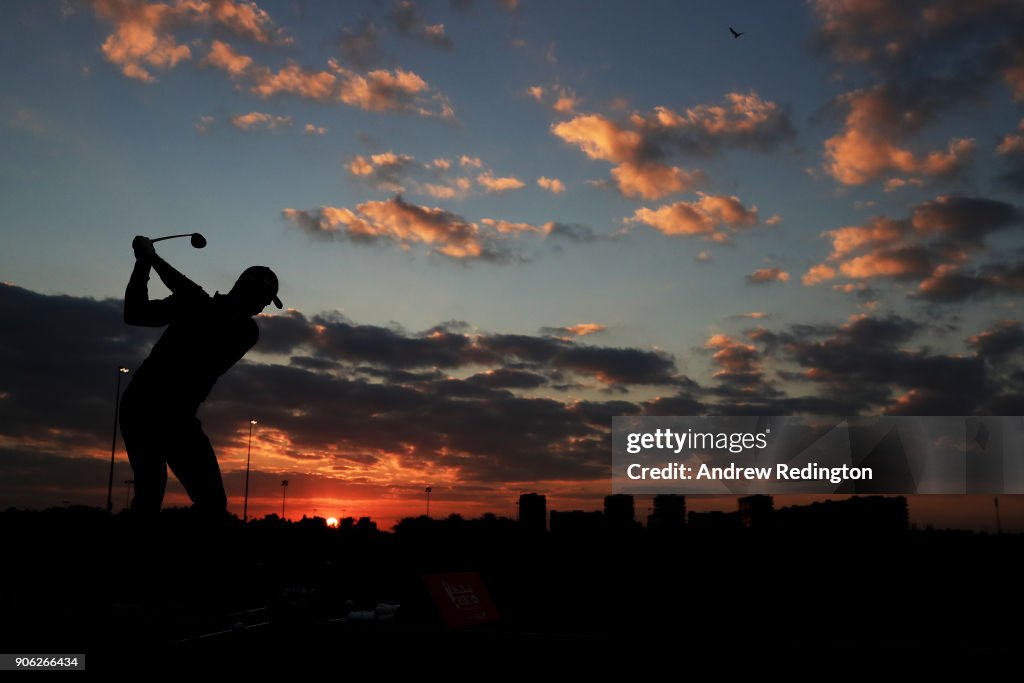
334;64;430;112
229;111;292;130
1004;49;1024;100
201;40;252;78
91;0;193;82
285;196;487;260
824;88;975;185
997;120;1024;155
203;0;284;44
628;193;759;241
250;62;337;100
477;171;526;193
802;264;837;286
304;123;327;135
839;249;931;279
610;163;701;200
564;323;606;337
747;268;790;284
825;218;904;260
646;91;784;136
346;152;415;192
90;1;286;82
553;88;579;114
242;58;445;117
553;115;698;197
551;114;643;164
537;176;566;194
705;333;763;384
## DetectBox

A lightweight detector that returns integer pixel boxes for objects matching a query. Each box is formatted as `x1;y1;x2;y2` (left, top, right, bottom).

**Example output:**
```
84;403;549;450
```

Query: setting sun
326;517;339;528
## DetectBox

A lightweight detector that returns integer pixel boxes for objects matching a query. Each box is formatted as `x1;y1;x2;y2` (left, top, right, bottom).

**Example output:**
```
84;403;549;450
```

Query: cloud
627;193;760;242
916;260;1024;302
249;61;338;100
388;1;452;49
227;55;449;118
3;283;1022;509
705;333;763;386
284;196;589;261
997;119;1024;190
344;151;526;199
228;111;292;130
347;152;417;192
476;171;525;193
609;163;702;200
551;92;789;199
968;320;1024;360
760;313;1007;415
304;123;327;135
90;0;194;82
804;195;1024;298
823;88;975;186
335;20;382;69
284;195;495;261
632;90;795;155
809;2;1024;186
540;323;607;339
201;39;252;78
537;176;566;194
802;264;836;286
89;0;287;82
528;84;581;114
194;114;215;133
1;284;690;490
747;267;790;285
551;113;702;200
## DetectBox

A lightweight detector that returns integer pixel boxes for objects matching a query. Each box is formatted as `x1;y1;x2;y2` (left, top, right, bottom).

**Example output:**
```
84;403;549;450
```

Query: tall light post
106;367;130;513
425;486;432;517
281;480;289;519
243;419;257;523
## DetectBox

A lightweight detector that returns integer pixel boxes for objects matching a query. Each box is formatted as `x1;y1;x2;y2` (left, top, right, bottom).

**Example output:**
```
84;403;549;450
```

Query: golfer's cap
240;265;282;309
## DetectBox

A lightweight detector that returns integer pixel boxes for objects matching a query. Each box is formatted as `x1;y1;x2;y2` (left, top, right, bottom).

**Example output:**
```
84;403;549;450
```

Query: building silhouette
738;495;774;530
518;493;547;533
647;494;686;534
603;494;641;533
775;496;908;534
550;510;603;536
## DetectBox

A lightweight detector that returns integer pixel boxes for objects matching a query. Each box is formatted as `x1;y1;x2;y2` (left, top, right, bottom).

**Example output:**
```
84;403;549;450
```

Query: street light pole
425;486;432;517
106;367;130;514
244;419;257;523
281;480;289;519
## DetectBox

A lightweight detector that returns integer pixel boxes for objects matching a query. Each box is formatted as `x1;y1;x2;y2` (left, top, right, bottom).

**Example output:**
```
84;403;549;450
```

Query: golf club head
190;233;207;249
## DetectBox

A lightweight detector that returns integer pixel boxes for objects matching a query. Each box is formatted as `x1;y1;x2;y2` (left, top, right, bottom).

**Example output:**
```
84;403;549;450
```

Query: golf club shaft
150;233;195;243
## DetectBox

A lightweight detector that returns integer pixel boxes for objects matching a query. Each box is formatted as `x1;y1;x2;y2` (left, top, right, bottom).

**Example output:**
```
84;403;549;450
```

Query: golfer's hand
132;235;156;262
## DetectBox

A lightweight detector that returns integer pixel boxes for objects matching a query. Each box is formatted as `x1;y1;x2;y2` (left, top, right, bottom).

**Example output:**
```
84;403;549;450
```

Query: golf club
149;232;207;248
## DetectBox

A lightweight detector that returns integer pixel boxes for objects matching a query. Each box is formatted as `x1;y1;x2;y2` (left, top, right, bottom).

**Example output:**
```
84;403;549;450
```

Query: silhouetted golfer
120;235;281;521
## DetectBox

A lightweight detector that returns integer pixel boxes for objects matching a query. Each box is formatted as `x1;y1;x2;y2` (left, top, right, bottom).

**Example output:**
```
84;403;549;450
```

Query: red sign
422;572;500;628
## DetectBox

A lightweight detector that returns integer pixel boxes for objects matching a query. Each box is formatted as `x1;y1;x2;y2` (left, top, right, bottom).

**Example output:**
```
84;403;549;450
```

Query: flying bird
729;27;744;38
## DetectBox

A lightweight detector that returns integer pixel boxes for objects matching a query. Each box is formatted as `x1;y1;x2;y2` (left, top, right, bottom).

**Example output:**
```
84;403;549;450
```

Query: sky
1;0;1023;530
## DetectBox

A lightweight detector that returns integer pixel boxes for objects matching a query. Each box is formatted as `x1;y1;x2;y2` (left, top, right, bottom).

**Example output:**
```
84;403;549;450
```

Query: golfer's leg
119;395;167;517
167;419;228;518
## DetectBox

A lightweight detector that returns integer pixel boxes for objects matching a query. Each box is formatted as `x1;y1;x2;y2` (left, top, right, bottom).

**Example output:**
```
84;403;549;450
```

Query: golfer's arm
124;259;173;326
150;255;204;299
